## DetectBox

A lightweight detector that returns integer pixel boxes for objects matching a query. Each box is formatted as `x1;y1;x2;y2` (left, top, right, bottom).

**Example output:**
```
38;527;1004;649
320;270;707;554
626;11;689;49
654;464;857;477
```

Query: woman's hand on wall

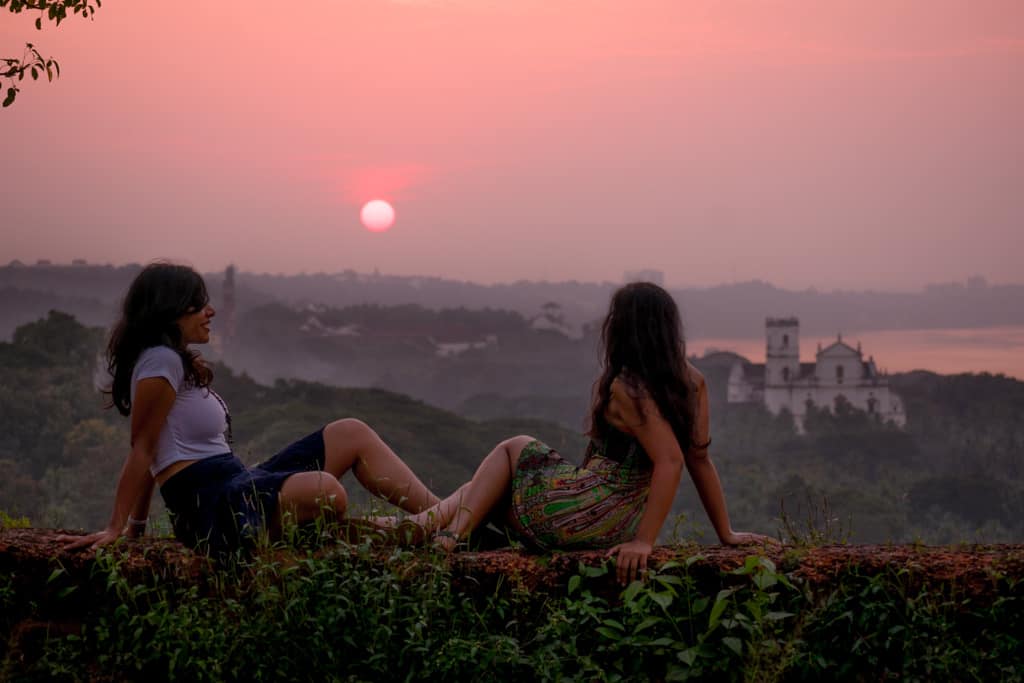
606;538;654;585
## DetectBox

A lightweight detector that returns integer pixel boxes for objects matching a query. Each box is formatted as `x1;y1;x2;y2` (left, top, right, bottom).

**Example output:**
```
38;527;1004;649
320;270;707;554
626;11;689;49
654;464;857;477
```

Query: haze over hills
2;262;1022;341
3;311;1022;545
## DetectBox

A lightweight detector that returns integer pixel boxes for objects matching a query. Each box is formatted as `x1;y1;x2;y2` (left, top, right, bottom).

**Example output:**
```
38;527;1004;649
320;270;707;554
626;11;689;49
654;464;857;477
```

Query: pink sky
2;1;1022;289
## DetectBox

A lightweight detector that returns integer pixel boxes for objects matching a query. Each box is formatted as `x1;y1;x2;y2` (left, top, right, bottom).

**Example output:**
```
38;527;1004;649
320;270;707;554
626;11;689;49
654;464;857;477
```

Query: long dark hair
107;262;213;416
588;282;705;453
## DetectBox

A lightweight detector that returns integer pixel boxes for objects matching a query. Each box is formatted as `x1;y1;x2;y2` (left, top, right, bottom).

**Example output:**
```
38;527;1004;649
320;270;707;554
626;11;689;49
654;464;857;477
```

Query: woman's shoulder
613;365;703;395
610;372;656;421
684;361;706;393
133;345;186;385
137;345;182;366
611;371;646;400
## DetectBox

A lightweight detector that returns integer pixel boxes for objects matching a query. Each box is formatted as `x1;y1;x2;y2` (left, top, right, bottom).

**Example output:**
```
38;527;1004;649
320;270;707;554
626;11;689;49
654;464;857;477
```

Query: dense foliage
1;311;1022;544
3;541;1021;681
0;312;585;530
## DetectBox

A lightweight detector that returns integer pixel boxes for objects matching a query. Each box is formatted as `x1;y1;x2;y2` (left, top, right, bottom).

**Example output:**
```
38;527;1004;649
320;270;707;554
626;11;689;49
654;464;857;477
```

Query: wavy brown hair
107;263;213;416
587;281;705;453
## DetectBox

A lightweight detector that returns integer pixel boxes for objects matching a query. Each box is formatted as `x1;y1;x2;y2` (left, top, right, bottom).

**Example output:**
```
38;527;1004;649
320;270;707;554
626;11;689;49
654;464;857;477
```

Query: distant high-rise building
222;264;237;355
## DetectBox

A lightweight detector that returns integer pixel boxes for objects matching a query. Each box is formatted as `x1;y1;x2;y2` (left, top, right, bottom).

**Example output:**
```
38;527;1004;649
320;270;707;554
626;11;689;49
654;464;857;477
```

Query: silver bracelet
127;516;148;527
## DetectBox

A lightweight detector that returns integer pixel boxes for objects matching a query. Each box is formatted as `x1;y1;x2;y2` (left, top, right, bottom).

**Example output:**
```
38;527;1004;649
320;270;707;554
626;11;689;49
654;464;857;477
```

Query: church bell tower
765;317;800;385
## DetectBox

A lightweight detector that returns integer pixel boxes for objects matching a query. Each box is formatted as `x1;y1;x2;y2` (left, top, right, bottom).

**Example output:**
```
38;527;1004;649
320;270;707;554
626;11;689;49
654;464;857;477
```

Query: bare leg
321;418;440;513
406;435;534;548
401;483;471;532
272;471;348;537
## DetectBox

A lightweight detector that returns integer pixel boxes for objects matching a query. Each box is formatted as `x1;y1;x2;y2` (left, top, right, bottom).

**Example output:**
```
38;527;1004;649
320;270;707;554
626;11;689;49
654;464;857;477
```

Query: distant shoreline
692;325;1024;380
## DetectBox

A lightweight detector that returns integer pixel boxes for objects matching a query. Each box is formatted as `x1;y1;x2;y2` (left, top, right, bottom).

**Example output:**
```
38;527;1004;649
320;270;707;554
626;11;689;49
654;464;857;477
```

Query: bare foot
432;531;460;553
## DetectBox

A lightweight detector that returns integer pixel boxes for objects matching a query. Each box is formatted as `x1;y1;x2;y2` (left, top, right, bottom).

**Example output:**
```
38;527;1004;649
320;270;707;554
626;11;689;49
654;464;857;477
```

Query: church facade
727;317;906;432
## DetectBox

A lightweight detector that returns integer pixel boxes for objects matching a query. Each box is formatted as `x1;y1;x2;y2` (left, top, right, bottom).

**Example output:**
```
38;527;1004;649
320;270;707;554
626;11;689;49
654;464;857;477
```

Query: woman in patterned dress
396;281;771;584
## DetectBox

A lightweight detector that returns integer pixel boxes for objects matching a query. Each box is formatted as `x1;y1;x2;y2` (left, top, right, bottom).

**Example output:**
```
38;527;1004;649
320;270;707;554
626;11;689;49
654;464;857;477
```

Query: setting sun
360;200;395;233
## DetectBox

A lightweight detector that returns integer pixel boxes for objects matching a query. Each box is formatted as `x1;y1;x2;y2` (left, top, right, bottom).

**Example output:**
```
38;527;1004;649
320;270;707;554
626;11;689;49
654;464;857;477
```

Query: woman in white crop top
60;262;440;555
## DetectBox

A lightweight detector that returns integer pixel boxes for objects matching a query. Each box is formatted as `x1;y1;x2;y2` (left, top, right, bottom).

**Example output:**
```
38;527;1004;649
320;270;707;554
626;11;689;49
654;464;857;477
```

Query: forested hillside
0;312;585;530
1;312;1021;544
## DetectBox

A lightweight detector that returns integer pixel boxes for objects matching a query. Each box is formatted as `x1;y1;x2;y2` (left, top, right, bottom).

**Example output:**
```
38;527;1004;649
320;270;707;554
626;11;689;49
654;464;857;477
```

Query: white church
726;317;906;432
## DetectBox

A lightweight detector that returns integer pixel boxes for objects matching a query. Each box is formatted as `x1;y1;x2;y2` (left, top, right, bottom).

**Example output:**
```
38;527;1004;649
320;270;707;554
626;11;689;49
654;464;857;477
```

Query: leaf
622;580;643;603
46;63;52;81
692;596;709;614
31;66;38;80
567;574;580;596
722;637;743;656
765;611;794;621
601;619;625;631
655;574;683;586
634;616;662;633
746;601;762;622
677;647;699;666
47;568;64;584
650;591;673;610
595;627;621;640
684;554;705;567
35;16;41;29
708;590;734;629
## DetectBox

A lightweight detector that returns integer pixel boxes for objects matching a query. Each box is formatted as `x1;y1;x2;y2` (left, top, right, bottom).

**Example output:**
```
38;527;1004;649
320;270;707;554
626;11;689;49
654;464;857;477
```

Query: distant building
435;335;498;358
727;317;906;432
623;269;664;286
222;264;237;348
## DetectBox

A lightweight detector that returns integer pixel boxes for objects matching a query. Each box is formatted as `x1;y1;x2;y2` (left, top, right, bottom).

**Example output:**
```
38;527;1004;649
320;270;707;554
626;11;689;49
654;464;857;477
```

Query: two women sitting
61;263;769;582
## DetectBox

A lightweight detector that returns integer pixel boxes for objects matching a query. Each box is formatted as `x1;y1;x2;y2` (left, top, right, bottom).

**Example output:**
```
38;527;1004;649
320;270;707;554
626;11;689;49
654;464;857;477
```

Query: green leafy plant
1;0;102;107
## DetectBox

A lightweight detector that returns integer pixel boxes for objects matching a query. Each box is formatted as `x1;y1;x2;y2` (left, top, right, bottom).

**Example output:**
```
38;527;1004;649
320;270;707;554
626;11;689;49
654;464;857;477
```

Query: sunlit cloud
337;163;435;205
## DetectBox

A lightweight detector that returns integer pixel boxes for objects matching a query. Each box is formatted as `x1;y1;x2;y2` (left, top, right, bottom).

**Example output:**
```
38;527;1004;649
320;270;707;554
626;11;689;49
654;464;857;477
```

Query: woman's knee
281;471;348;518
502;435;535;455
324;417;374;447
321;474;348;514
496;435;535;470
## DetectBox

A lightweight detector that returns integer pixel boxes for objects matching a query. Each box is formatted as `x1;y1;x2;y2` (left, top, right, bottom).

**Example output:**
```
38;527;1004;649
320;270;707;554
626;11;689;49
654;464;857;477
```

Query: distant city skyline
3;256;1019;293
2;1;1021;290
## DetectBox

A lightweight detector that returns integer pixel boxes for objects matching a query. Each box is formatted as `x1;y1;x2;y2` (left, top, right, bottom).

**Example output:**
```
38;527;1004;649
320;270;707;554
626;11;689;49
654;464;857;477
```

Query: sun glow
360;200;396;232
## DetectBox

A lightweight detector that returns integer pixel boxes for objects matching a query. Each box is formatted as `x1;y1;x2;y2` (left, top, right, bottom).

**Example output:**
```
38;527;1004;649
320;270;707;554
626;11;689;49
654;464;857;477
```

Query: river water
691;325;1024;380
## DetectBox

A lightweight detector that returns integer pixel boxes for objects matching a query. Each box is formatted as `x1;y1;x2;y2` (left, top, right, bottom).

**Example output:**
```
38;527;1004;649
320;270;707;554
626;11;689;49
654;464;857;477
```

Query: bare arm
123;458;156;539
686;371;775;546
604;379;684;584
59;377;175;550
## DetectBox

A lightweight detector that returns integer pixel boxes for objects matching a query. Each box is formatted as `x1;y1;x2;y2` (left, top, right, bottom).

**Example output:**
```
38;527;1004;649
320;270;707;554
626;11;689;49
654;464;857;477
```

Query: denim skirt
159;429;326;555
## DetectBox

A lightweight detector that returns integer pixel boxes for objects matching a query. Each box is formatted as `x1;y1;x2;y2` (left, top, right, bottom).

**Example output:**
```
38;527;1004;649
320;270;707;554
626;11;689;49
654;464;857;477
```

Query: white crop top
131;346;231;477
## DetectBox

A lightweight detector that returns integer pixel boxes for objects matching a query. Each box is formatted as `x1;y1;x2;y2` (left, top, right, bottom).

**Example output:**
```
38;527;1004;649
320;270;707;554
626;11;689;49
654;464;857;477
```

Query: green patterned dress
508;430;652;551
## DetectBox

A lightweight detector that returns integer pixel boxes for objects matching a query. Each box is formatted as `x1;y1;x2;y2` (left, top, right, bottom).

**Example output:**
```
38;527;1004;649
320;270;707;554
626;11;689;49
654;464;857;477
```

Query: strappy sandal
390;519;428;547
339;519;390;544
432;530;466;553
